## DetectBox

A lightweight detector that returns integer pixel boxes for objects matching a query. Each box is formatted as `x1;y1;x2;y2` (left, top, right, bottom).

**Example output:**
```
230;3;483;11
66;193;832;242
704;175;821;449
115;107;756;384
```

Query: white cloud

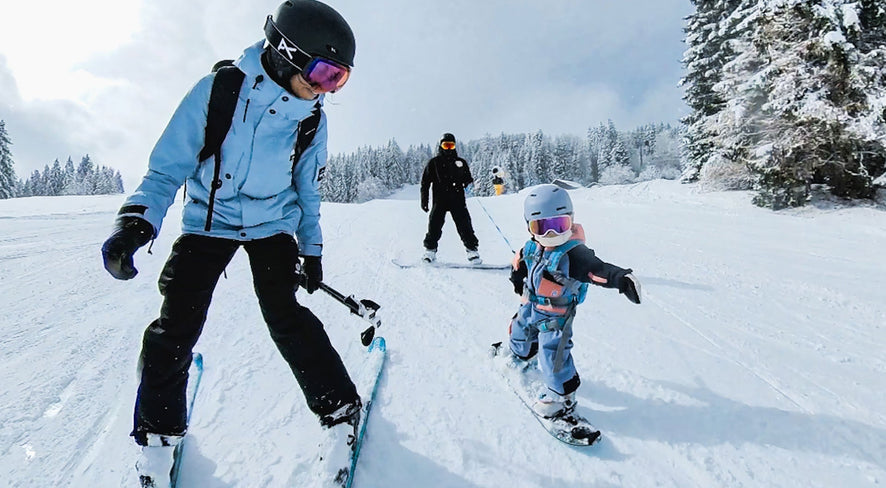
1;0;693;189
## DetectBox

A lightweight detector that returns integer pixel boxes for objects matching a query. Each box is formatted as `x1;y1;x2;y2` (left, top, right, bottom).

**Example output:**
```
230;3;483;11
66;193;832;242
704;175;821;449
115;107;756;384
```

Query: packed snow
1;180;885;488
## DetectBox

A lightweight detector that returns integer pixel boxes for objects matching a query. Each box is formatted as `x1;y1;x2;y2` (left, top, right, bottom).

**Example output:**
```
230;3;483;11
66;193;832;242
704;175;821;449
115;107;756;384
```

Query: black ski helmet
263;0;356;83
439;133;457;156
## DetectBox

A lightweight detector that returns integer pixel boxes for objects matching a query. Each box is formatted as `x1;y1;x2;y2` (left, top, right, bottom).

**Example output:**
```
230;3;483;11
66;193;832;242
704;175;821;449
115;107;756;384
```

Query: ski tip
369;336;386;352
192;352;203;369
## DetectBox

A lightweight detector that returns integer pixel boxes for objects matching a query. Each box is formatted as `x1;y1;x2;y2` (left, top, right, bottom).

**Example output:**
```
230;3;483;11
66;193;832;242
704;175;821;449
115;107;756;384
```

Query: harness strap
552;307;577;373
522;238;587;307
523;293;574;308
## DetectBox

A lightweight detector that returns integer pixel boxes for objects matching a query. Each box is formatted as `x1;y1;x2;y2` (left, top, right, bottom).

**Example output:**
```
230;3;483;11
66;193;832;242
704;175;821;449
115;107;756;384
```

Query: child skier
505;184;641;418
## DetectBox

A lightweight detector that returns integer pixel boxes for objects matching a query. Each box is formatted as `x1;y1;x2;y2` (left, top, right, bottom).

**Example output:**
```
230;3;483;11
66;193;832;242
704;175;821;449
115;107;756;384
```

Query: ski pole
298;274;381;346
472;196;517;254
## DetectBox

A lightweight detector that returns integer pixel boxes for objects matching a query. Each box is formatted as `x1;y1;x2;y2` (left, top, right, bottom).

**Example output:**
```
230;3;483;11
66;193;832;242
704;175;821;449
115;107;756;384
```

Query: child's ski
391;258;510;270
489;342;601;447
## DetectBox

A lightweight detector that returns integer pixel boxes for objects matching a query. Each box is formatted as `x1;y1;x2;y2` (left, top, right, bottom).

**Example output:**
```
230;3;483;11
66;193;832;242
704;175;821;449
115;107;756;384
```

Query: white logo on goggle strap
277;38;299;60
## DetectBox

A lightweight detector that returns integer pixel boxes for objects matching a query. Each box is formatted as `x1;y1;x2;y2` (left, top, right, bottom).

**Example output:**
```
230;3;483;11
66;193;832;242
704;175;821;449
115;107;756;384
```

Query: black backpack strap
200;64;243;163
199;65;244;231
290;101;322;170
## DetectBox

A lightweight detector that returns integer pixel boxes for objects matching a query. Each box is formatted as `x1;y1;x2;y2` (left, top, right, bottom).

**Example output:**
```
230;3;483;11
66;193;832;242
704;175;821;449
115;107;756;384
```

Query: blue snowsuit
121;41;358;444
509;225;633;395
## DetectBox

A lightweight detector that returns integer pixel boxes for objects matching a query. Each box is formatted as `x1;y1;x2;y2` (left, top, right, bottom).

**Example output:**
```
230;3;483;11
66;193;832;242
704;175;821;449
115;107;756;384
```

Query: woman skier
100;1;361;486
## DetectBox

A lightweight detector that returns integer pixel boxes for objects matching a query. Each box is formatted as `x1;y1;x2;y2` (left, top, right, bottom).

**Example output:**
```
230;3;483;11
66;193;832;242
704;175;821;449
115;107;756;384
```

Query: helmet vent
556;206;567;211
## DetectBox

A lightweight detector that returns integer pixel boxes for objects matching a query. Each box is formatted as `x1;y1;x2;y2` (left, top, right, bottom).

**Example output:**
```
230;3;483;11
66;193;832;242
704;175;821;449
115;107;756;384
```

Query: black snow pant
422;198;479;251
131;233;358;445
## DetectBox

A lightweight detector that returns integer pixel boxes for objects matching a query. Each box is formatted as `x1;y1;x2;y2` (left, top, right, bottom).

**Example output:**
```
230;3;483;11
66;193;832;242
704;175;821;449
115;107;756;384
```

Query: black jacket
420;151;474;208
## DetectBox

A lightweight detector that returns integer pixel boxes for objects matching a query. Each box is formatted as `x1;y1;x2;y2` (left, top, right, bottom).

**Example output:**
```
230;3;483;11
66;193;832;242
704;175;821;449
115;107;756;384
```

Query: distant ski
551;179;584;190
170;352;204;488
391;258;510;270
489;342;601;447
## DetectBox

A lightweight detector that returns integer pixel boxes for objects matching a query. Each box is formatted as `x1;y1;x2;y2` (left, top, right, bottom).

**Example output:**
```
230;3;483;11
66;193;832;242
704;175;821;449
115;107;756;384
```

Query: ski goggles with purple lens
528;215;573;236
264;16;351;92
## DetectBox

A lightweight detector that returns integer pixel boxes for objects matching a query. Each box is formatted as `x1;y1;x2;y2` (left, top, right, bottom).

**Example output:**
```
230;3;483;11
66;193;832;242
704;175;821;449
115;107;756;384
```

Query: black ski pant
423;199;479;251
131;233;358;445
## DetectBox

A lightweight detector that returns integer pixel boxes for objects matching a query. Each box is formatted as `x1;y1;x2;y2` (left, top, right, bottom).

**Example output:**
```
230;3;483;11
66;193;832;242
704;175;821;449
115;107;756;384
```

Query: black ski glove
421;202;429;213
101;216;154;280
510;274;524;295
301;255;323;294
509;259;527;295
618;271;641;304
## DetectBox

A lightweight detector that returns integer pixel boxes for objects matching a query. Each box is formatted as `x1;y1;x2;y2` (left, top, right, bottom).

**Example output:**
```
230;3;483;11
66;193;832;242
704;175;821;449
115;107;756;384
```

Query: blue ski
170;352;204;488
344;336;386;488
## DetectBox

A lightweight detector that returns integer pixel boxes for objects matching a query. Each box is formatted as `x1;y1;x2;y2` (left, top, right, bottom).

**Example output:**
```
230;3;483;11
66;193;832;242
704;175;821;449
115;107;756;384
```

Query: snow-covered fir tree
682;0;886;208
680;0;745;183
0;121;16;199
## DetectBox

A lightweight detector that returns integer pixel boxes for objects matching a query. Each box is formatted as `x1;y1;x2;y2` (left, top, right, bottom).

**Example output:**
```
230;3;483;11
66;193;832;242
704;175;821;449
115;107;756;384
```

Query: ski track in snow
1;182;885;488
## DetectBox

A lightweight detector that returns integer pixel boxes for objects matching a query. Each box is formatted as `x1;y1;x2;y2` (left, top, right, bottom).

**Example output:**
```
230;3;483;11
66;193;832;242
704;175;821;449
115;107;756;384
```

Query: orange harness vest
516;225;589;330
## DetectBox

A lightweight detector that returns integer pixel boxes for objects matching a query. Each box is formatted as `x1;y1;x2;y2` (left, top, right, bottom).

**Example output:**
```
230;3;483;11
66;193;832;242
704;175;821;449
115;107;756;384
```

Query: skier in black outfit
420;133;481;264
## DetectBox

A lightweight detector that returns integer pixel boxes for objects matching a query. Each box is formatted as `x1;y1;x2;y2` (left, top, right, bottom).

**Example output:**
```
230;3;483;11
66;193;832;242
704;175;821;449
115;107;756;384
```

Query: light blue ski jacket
122;40;327;256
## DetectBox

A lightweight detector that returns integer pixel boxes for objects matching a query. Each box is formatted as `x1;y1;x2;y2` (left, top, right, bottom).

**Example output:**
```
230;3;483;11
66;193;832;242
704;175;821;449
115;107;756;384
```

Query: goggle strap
264;16;312;71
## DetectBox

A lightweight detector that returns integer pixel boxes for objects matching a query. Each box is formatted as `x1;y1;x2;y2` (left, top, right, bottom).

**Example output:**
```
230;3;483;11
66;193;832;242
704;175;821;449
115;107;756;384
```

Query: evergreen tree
551;135;582;183
26;170;42;196
62;157;76;195
521;130;550;186
48;159;65;196
722;0;886;207
0;121;16;199
680;0;744;183
609;138;631;169
586;123;608;183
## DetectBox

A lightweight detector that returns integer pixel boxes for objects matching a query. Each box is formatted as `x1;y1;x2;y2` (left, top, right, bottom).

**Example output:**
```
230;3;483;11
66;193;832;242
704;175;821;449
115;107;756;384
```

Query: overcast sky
0;0;692;190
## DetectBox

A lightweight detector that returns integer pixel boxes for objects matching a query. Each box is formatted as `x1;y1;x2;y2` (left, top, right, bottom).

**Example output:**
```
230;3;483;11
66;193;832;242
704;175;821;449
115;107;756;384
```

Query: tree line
0;121;125;199
321;122;684;203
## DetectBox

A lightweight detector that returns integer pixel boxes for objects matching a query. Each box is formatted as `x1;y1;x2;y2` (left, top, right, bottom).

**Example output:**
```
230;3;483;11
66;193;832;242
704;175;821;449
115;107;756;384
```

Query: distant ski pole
298;274;381;346
472;196;516;253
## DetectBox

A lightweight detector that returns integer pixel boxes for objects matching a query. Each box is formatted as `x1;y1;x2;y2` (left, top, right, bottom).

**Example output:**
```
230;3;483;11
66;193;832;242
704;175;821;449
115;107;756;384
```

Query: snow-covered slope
1;180;884;488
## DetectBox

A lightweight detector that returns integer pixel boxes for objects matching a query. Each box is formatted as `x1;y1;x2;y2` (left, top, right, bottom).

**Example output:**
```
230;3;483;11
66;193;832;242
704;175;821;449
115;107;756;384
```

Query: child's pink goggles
528;215;573;235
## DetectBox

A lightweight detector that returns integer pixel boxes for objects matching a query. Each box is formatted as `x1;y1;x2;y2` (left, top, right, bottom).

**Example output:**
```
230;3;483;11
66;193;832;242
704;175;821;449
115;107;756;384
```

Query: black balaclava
439;132;457;158
261;46;301;94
